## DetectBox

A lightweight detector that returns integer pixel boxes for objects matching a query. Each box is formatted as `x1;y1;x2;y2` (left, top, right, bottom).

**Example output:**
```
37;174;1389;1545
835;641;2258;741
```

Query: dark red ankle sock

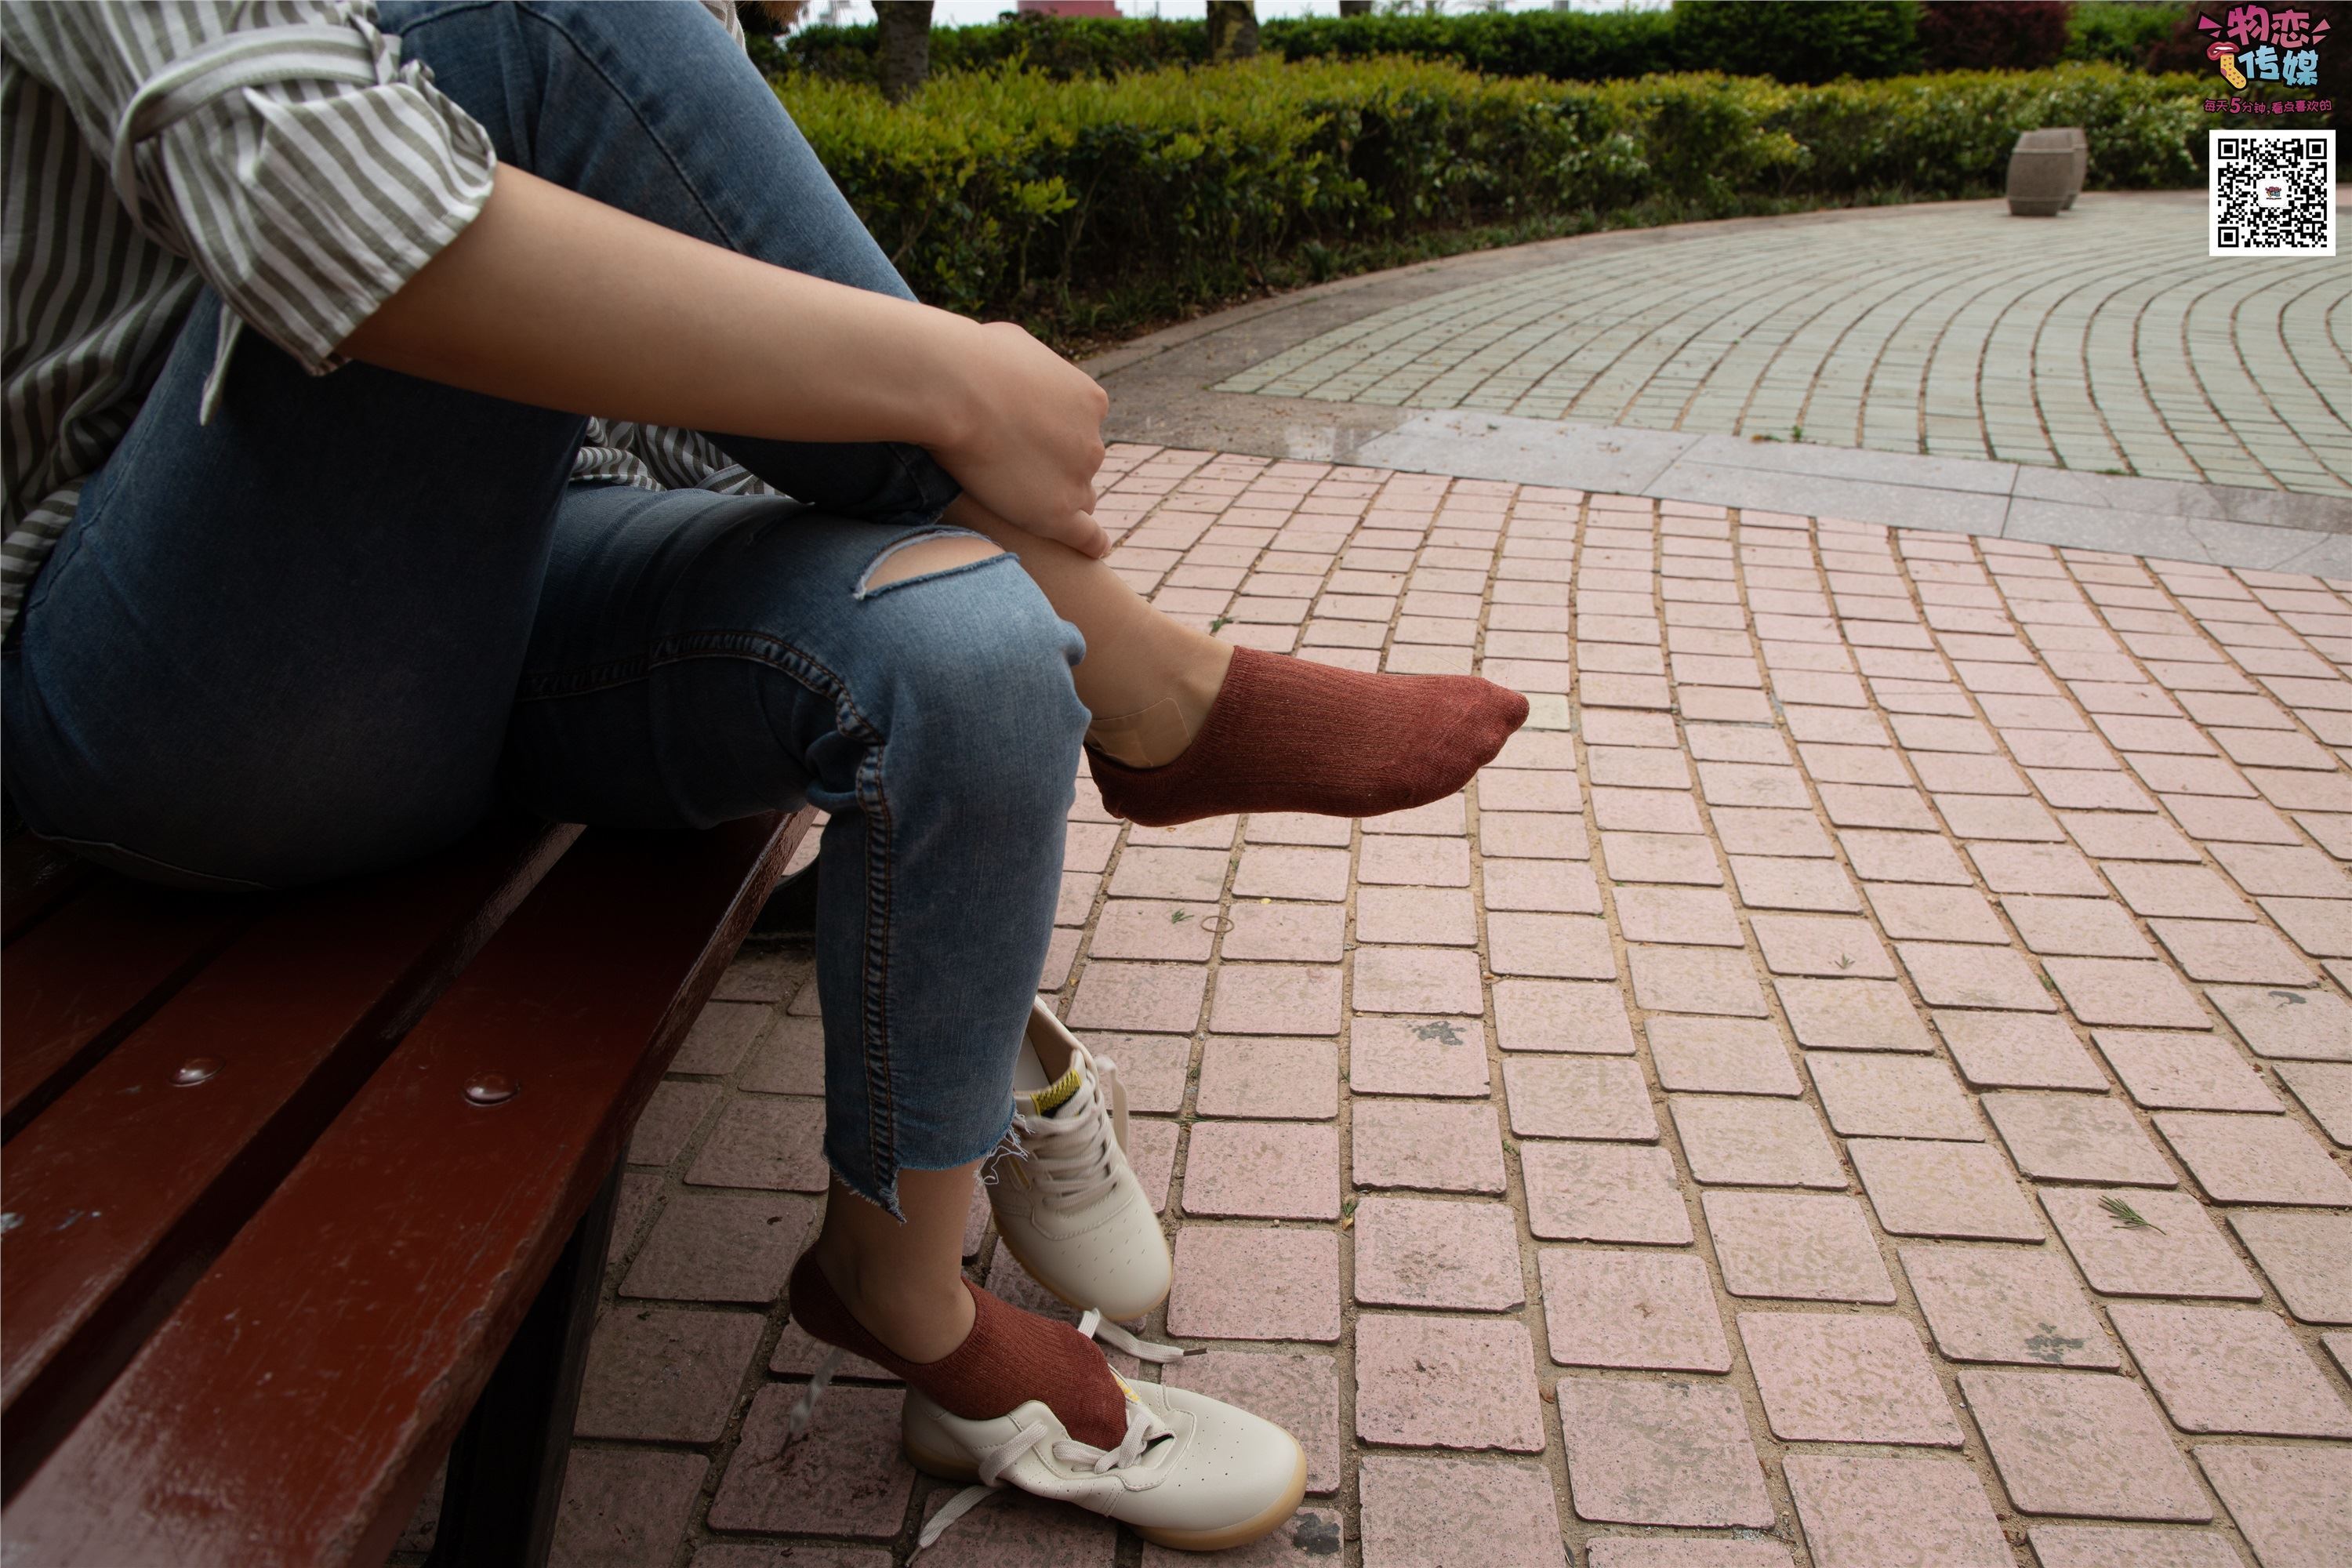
788;1250;1127;1449
1088;647;1530;827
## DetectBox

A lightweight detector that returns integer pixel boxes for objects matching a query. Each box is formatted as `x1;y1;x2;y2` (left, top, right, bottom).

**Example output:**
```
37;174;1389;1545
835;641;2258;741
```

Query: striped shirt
1;0;764;644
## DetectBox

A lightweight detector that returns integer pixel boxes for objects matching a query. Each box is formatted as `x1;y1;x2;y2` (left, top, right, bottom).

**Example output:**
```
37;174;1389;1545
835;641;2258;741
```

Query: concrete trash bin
2016;125;2089;209
2007;145;2073;216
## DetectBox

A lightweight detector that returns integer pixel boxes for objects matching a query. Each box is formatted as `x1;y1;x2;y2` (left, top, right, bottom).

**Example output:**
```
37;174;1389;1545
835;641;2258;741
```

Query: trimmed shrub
780;58;2220;340
1668;1;1922;85
1918;2;2074;71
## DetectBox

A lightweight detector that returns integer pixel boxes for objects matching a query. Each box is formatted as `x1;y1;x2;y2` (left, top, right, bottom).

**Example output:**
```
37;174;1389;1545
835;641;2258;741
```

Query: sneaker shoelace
914;1392;1174;1552
1008;1054;1125;1209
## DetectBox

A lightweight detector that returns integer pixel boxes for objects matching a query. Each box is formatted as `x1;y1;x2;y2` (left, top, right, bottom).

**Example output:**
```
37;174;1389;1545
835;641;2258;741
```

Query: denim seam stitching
514;629;865;713
854;742;899;1204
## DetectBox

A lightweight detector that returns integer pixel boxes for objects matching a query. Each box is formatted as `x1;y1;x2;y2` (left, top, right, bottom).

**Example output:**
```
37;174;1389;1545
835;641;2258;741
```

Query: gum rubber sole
901;1436;1308;1552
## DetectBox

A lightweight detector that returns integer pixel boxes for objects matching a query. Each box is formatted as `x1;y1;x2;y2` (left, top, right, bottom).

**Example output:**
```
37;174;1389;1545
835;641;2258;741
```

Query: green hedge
783;58;2220;343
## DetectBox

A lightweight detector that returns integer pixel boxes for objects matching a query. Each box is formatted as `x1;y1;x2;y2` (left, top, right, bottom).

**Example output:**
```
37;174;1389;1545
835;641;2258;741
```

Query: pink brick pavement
397;445;2352;1567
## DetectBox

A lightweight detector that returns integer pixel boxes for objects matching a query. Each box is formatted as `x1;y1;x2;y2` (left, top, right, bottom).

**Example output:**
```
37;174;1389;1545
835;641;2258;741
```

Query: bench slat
0;881;259;1139
0;818;579;1488
2;810;804;1567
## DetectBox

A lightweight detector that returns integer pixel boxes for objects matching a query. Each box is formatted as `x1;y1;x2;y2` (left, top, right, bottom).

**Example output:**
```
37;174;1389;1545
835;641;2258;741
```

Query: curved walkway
1214;192;2352;497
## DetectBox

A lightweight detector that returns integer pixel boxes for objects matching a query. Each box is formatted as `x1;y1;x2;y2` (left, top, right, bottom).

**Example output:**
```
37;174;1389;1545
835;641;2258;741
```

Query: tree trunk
877;2;933;103
1207;2;1259;63
1338;1;1374;13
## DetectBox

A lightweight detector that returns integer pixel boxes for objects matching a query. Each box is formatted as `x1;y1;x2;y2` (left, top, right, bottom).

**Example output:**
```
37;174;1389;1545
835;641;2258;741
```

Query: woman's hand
929;321;1111;559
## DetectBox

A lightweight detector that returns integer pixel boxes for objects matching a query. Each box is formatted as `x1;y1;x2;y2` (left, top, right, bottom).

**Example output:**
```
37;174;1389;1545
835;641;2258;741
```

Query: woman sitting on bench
0;0;1524;1549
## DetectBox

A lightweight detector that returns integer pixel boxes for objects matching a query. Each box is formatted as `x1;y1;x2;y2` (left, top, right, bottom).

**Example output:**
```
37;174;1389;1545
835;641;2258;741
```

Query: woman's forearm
338;165;981;448
339;165;1109;552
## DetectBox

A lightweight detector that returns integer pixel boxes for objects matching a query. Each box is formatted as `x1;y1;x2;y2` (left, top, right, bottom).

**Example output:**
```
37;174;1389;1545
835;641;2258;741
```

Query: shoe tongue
1025;1062;1085;1118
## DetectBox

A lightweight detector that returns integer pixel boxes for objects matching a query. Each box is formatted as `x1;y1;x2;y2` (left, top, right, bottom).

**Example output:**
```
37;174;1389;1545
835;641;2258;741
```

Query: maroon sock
788;1250;1127;1450
1088;647;1530;827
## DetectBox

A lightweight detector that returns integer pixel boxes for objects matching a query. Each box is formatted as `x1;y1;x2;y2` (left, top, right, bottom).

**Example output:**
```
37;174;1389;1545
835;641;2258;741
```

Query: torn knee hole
858;532;1005;597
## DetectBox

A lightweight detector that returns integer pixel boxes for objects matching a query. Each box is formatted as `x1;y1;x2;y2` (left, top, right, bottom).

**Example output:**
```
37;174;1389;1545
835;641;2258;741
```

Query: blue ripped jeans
0;0;1087;1211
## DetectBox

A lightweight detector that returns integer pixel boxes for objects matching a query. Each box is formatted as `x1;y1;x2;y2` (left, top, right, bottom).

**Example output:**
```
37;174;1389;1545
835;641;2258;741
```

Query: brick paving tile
1739;1311;1963;1445
1849;1138;2045;1240
1775;977;1936;1052
1862;883;2007;945
1353;1195;1525;1310
1354;1314;1545;1451
2206;985;2352;1061
1486;912;1618;978
1220;900;1348;962
2024;1526;2248;1568
1504;1056;1658;1141
1181;1121;1341;1219
1353;1100;1508;1193
1068;961;1209;1033
1196;1036;1340;1120
739;1014;823;1096
575;1307;762;1443
1783;1454;2011;1568
1649;1016;1802;1095
2154;1111;2352;1204
1130;1117;1177;1213
1628;945;1769;1016
1614;884;1744;946
1701;1190;1896;1301
1089;898;1220;961
1537;1248;1732;1372
1356;884;1479;946
1601;830;1724;884
2091;1029;2283;1112
1669;1094;1846;1187
1592;786;1704;835
2042;956;2212;1026
629;1079;720;1166
1984;1091;2178;1185
1806;1054;1984;1139
913;1490;1114;1566
552;1450;710;1568
1555;1377;1774;1527
2042;1185;2264;1299
1901;940;2059;1010
1480;857;1603;913
621;1192;817;1304
706;1385;911;1536
1898;1242;2120;1367
1751;914;1895;977
2276;1060;2352;1142
1210;963;1345;1035
2229;1211;2352;1324
2151;920;2319;985
672;1000;768;1075
684;1095;827;1192
1357;833;1472;887
1352;945;1486;1015
1348;1015;1490;1097
2259;895;2352;957
693;1547;888;1568
2110;1303;2352;1436
2210;841;2352;898
1492;978;1637;1054
1356;1454;1566;1568
1583;1543;1795;1567
2195;1444;2352;1568
1969;840;2107;895
1108;845;1230;901
1159;1350;1341;1493
1166;1227;1341;1341
2064;812;2202;862
1522;1141;1693;1243
2332;1330;2352;1380
1482;811;1592;862
1139;1512;1343;1567
1957;1370;2214;1521
1727;854;1861;912
2004;895;2158;957
1934;1010;2112;1091
1712;807;1835;858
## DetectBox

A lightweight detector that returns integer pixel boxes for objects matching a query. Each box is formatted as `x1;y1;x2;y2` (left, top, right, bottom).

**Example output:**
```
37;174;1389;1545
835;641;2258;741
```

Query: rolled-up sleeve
15;0;496;376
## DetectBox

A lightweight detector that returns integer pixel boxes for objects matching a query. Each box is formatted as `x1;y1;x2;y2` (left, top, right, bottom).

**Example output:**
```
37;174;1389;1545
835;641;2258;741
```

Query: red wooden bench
1;801;816;1566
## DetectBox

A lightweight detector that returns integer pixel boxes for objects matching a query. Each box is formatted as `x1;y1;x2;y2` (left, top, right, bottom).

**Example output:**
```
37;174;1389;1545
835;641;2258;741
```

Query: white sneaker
904;1375;1308;1553
986;1001;1171;1322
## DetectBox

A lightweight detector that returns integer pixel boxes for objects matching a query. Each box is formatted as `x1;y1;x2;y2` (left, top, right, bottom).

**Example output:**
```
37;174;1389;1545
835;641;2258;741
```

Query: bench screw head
464;1073;517;1107
174;1058;221;1087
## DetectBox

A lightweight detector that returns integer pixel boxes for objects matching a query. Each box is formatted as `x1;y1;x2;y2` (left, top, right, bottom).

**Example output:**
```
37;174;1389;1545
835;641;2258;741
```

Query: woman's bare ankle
809;1234;975;1363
